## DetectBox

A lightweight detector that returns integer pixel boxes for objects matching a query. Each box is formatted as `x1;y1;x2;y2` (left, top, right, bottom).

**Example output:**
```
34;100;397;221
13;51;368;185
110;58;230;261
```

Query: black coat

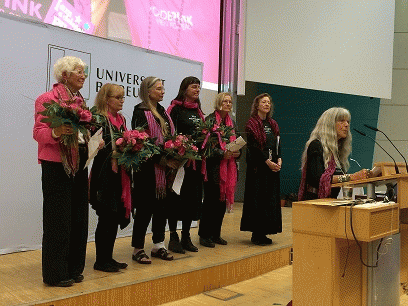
168;104;204;220
240;119;282;234
89;115;129;229
131;103;174;212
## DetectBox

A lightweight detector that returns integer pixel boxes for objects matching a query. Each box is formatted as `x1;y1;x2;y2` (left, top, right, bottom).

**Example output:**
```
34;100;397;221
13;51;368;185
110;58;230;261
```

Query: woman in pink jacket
33;56;90;287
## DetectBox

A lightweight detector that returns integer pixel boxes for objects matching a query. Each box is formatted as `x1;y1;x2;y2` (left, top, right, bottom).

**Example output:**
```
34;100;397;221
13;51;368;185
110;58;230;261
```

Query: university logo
47;45;91;100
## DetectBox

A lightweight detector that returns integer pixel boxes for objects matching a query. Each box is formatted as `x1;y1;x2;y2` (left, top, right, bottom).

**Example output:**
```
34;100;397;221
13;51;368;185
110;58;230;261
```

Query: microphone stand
353;128;399;174
364;124;408;173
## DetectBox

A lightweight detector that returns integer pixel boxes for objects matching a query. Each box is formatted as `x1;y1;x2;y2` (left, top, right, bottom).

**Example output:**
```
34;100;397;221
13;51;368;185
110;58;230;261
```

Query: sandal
132;249;152;264
151;248;174;261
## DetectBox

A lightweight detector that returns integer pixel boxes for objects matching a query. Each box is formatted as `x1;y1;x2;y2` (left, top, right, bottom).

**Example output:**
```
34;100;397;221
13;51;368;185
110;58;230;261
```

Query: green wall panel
235;81;381;201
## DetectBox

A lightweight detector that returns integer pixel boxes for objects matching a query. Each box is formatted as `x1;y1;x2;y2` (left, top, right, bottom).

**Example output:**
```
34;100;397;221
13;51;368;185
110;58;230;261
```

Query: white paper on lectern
226;136;246;152
85;128;103;168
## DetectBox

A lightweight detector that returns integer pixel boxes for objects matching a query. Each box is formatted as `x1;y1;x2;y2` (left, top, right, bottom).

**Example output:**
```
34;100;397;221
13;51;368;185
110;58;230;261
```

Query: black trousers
198;181;226;239
95;210;120;264
41;159;89;285
131;198;167;249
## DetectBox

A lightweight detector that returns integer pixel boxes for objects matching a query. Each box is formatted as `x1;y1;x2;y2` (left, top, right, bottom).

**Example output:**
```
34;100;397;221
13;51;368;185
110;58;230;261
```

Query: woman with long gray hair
298;107;369;200
130;76;179;263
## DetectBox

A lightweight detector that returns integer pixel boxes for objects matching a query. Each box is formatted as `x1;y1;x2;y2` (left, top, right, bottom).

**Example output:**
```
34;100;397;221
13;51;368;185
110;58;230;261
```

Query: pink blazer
33;83;85;163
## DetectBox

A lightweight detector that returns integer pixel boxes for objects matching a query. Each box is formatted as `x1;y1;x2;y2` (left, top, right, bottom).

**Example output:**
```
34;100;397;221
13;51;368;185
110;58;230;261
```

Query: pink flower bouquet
112;128;160;171
163;133;201;162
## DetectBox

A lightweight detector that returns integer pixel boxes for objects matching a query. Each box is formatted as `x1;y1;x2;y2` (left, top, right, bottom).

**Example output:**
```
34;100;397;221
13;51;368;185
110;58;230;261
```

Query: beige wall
374;0;408;164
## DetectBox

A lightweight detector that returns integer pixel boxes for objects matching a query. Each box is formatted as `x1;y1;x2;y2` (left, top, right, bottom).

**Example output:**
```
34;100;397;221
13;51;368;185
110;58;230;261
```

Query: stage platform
0;204;292;306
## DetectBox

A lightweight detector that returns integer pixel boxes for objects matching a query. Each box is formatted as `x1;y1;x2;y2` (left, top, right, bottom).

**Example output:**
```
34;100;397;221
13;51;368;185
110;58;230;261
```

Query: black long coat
240;119;282;235
89;115;129;229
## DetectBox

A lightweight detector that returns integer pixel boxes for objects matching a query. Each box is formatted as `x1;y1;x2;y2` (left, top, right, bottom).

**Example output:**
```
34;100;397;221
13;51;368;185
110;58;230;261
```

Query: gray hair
53;56;87;82
139;76;169;136
214;92;232;111
301;107;352;171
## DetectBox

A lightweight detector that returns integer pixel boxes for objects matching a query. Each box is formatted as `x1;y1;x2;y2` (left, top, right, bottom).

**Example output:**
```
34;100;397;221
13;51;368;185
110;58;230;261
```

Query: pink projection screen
0;0;220;84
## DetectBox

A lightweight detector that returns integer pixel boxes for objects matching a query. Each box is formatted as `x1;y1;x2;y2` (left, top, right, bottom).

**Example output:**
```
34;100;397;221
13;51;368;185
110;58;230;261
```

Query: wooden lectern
292;198;399;305
331;162;408;284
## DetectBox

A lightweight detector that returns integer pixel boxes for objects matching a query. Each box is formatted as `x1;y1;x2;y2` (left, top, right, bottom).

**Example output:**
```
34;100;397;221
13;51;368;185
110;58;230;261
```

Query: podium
292;198;399;305
331;162;408;284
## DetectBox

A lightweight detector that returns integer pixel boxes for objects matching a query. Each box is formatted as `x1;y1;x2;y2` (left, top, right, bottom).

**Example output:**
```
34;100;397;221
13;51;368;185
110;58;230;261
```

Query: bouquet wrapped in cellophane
112;129;160;172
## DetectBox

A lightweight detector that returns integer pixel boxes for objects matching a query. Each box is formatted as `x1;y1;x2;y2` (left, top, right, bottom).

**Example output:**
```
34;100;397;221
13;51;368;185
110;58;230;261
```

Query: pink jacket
33;83;85;163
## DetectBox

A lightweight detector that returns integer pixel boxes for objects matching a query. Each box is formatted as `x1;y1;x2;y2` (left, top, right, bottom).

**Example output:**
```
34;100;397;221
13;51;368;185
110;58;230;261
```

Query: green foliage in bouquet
193;118;234;158
112;129;161;172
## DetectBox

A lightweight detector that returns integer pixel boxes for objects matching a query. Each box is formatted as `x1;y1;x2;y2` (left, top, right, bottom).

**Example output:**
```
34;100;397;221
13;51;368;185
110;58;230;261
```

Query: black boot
168;231;185;254
181;232;198;252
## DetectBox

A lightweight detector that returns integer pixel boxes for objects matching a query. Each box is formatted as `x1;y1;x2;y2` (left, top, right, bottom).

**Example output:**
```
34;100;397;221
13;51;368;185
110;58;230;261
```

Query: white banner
0;14;202;254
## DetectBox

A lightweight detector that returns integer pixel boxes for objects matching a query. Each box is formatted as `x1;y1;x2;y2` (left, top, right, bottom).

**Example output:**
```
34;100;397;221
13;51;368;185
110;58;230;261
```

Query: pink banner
44;0;94;34
124;0;220;84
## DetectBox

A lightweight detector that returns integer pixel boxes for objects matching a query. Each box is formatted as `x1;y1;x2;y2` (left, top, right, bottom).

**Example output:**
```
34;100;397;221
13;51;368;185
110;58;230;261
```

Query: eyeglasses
72;69;87;77
109;95;125;101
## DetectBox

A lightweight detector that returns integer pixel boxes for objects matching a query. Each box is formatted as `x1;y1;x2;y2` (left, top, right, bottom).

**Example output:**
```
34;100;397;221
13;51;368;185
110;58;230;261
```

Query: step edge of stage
28;245;292;306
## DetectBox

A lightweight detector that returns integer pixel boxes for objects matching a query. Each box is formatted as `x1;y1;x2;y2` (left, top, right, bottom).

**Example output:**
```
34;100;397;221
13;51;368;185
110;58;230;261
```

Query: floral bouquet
39;99;95;146
193;118;235;158
163;133;201;162
112;129;160;172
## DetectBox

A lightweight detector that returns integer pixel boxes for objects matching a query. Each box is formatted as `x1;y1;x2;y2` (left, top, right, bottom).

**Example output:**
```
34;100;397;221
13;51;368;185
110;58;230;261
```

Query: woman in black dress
131;76;179;263
298;107;369;200
90;83;130;272
198;92;240;248
240;93;282;246
166;76;205;253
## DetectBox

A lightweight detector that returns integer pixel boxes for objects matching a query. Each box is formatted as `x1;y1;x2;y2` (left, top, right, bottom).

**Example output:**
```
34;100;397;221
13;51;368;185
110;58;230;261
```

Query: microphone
353;128;399;174
364;124;408;173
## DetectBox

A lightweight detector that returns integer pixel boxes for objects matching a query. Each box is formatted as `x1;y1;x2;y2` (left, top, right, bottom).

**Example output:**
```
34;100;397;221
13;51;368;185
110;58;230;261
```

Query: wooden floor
162;265;408;306
0;203;292;306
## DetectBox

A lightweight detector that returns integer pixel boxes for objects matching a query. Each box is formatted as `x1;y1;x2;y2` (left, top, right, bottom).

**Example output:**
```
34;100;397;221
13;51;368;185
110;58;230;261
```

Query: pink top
33;83;85;163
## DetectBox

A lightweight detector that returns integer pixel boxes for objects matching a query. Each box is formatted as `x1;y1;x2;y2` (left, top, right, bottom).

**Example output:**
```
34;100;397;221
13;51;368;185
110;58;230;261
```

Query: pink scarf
246;114;279;150
215;111;237;211
167;99;207;180
108;112;132;219
298;154;336;201
167;99;205;121
53;83;86;176
145;110;175;199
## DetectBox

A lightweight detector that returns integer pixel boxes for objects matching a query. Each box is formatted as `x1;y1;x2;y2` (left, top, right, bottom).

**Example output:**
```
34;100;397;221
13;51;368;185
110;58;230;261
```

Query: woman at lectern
298;107;370;201
240;93;282;246
198;92;241;248
33;56;91;287
89;83;130;272
166;76;205;253
131;77;178;263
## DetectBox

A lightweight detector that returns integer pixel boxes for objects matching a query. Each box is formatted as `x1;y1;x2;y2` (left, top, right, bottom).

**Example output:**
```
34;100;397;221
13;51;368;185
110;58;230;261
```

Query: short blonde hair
53;56;87;83
94;83;124;116
214;92;232;111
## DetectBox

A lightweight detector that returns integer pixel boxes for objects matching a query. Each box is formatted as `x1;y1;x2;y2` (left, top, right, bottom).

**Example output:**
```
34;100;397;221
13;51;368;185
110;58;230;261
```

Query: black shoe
261;236;272;245
110;259;128;269
199;237;215;248
73;275;84;283
213;237;228;245
251;233;272;246
45;279;75;287
168;232;185;254
93;262;120;272
181;234;198;252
